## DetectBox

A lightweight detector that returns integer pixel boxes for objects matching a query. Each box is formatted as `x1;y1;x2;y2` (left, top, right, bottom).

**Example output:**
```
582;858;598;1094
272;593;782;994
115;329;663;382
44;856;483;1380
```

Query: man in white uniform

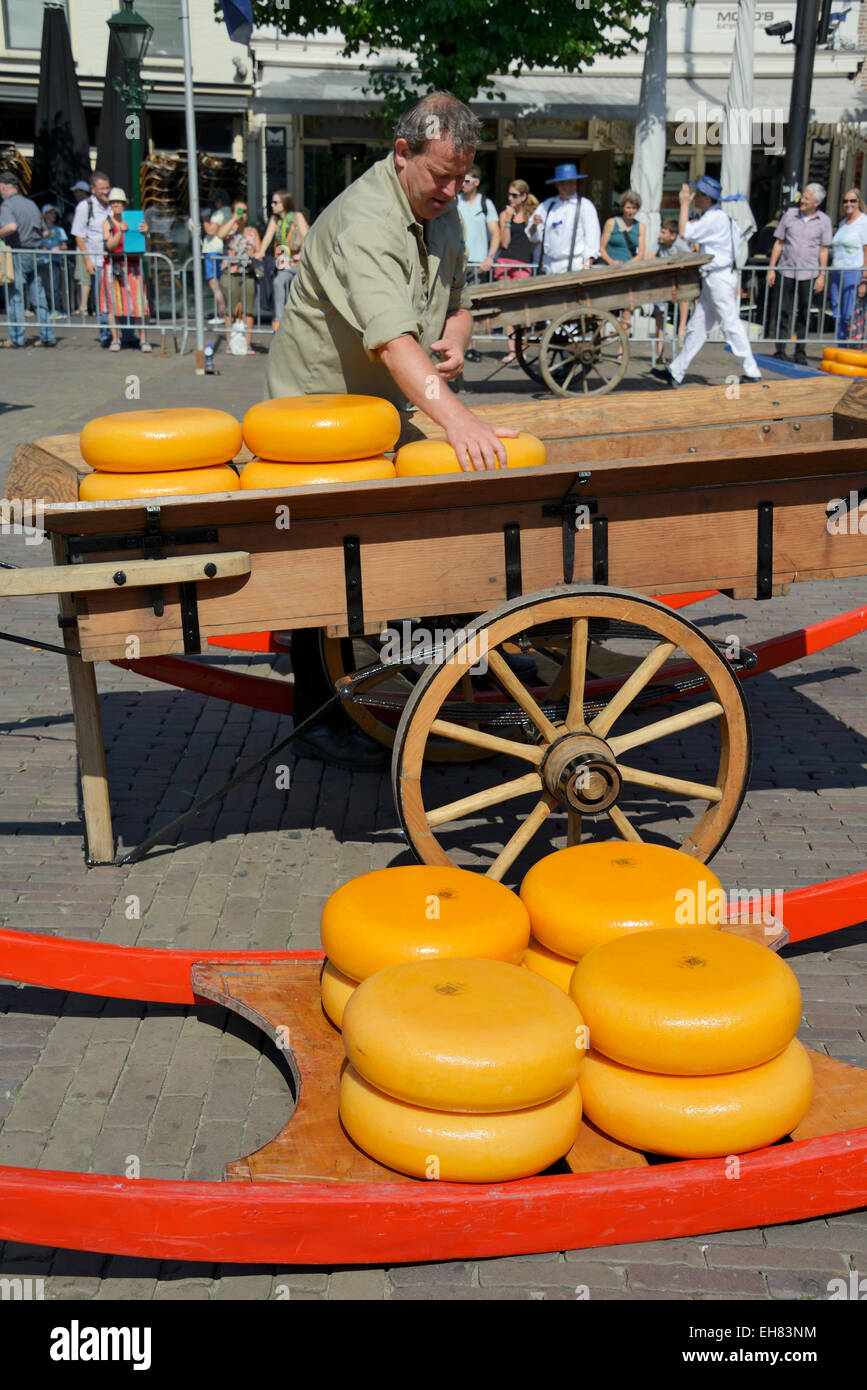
649;175;761;387
526;162;601;274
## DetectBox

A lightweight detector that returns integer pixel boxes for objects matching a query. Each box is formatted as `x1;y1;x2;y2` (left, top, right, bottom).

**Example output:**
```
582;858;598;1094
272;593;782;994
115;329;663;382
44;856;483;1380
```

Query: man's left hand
480;256;493;274
430;337;464;381
815;273;825;293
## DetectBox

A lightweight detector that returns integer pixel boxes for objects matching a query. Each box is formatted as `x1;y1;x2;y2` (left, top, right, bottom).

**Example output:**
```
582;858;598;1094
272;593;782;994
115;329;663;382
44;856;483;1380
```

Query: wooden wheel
513;323;546;382
392;588;752;881
539;309;628;397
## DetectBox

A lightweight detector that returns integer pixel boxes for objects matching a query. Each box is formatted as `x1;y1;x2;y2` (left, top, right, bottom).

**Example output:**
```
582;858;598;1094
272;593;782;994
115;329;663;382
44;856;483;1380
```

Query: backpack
728;216;749;271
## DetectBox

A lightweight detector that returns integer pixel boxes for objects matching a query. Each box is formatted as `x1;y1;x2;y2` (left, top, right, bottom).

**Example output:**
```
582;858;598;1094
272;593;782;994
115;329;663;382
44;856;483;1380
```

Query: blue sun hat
691;175;723;201
545;163;588;185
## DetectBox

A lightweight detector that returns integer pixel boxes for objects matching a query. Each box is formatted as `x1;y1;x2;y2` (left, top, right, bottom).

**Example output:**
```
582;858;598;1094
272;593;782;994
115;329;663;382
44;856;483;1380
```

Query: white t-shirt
683;206;736;273
202;206;231;254
71;195;110;265
457;194;497;264
830;213;867;270
526;194;601;270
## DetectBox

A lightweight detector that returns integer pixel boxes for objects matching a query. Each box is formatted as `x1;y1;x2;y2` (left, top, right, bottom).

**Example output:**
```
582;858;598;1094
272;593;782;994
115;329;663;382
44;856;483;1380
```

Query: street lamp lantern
107;0;153;68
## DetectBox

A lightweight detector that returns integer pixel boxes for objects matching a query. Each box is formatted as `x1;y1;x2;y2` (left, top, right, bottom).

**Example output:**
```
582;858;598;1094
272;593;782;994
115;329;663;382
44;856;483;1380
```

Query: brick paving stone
482;1260;627;1290
766;1270;843;1299
388;1261;476;1286
214;1275;274;1300
153;1281;213;1300
104;1065;165;1130
67;1041;131;1104
90;1125;149;1177
47;1277;101;1300
388;1286;533;1300
269;1271;329;1292
705;1245;849;1272
329;1269;386;1299
564;1240;708;1266
627;1266;768;1296
2;1065;73;1130
762;1218;867;1250
187;1119;246;1180
142;1094;201;1167
39;1101;105;1171
94;1278;158;1299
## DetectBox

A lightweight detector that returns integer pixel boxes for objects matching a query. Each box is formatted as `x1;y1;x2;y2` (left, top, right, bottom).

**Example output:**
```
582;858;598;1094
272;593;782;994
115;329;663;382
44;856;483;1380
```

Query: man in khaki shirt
266;91;514;472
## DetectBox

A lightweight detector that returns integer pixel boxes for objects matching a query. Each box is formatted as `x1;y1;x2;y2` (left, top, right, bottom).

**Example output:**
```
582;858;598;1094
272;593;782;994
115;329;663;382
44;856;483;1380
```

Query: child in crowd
650;218;691;360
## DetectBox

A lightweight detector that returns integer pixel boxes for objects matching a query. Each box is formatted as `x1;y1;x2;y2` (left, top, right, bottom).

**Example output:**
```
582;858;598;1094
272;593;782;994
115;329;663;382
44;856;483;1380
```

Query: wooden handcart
467;252;708;396
3;374;867;879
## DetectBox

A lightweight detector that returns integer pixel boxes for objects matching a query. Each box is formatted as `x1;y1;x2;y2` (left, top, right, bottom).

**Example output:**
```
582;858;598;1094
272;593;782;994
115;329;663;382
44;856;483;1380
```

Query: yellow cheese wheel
320;864;530;983
394;432;546;476
521;936;577;993
578;1040;813;1158
239;457;395;489
520;842;724;962
242;394;401;462
569;928;802;1075
340;1065;582;1181
820;360;867;377
342;957;585;1112
822;348;841;361
79;408;242;473
78;464;240;501
832;347;867;367
320;958;357;1030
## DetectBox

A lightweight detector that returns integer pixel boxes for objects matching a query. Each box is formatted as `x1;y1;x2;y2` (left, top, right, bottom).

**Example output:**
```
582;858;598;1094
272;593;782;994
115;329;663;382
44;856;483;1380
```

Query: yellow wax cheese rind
342;957;586;1112
320;958;357;1030
239;457;395;488
339;1065;582;1182
520;842;724;961
78;464;240;501
394;431;546;475
578;1040;814;1158
242;394;401;462
569;928;802;1075
79;408;242;472
521;936;578;992
320;864;530;983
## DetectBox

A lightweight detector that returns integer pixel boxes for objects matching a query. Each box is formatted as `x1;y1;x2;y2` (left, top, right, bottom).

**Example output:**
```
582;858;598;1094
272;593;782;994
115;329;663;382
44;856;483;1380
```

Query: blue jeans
8;251;56;345
829;267;861;343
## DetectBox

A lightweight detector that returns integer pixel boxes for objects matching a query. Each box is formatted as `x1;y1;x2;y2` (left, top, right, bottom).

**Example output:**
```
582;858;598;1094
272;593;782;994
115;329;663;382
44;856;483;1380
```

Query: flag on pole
222;0;254;45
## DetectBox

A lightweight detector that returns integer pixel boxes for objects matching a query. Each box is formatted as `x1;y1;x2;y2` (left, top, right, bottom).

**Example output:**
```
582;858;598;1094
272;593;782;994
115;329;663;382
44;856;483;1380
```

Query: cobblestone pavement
0;332;865;1300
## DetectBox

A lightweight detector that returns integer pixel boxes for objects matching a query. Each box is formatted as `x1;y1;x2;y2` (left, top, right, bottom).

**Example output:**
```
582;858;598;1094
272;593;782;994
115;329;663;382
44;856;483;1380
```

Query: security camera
764;20;793;36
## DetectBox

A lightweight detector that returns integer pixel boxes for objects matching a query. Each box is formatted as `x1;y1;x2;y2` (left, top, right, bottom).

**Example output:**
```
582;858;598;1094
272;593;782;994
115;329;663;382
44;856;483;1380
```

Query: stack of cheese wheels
239;394;401;488
519;842;725;993
319;864;530;1029
394;431;546;476
339;958;586;1181
78;408;242;500
570;928;813;1158
820;346;867;378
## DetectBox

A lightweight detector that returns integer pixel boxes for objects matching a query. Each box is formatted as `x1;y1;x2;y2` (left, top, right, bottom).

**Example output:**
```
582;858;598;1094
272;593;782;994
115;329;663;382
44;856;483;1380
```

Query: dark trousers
291;628;353;731
771;276;813;350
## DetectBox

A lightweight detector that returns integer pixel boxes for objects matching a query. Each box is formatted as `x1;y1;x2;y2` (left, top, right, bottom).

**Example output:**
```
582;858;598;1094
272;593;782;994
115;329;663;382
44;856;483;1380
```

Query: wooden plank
467;252;709;306
831;377;867;439
0;550;250;597
191;961;408;1184
790;1051;867;1141
411;377;848;442
4;443;83;505
564;1117;648;1173
70;469;867;659
50;534;114;864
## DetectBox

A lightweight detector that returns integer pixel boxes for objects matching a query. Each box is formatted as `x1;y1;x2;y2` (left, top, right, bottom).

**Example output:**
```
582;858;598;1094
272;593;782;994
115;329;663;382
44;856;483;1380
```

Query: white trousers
669;269;761;383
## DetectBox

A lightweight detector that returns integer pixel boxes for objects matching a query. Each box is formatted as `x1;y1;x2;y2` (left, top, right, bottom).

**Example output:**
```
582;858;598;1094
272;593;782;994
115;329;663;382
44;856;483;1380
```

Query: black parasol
29;3;91;209
96;33;133;199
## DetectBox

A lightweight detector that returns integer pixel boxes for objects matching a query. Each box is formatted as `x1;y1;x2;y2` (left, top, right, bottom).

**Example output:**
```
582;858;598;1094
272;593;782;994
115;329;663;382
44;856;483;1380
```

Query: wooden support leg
51;536;115;864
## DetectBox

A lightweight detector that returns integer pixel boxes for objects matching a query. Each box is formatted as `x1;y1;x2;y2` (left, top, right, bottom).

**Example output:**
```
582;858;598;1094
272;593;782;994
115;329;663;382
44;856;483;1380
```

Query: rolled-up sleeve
328;235;420;356
449;233;471;313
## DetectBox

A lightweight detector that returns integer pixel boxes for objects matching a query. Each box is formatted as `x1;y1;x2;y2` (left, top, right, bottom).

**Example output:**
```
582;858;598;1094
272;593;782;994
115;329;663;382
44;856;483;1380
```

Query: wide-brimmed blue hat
691;175;722;201
545;162;588;185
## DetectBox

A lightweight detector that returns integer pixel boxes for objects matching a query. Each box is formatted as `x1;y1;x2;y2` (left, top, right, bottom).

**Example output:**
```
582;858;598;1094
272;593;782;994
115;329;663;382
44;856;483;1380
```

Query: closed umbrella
630;0;667;255
96;33;133;198
721;0;758;244
29;3;91;208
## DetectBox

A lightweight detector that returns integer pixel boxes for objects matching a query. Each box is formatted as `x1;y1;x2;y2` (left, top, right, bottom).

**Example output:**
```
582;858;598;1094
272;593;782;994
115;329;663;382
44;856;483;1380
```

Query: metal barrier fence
0;246;179;351
3;246;860;361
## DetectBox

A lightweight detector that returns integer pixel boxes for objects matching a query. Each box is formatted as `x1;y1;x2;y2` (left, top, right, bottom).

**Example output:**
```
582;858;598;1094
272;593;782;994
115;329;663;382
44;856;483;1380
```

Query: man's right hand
767;269;776;289
85;257;95;275
445;419;518;472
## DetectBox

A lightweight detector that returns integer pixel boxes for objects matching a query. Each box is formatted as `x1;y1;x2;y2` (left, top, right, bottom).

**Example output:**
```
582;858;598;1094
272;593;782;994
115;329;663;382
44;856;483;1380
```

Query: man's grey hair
0;171;19;190
394;91;481;154
804;183;826;204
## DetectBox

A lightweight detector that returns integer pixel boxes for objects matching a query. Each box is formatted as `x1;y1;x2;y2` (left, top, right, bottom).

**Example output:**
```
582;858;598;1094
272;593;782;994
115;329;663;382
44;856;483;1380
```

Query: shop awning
256;66;867;126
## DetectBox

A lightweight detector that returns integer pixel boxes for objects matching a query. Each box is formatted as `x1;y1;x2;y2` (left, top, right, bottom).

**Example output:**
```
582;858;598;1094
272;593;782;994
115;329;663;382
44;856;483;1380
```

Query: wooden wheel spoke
485;648;560;744
566;617;589;732
608;700;724;757
429;717;544;763
590;640;678;738
486;795;557;881
567;809;582;846
607;803;642;842
617;765;723;803
426;772;543;828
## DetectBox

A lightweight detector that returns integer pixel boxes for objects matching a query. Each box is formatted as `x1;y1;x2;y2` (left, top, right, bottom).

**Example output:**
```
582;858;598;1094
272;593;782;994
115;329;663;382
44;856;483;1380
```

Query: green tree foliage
236;0;658;122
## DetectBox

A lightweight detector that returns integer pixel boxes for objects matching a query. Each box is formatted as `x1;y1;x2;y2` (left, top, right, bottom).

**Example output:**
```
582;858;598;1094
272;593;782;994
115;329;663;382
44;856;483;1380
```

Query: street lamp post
106;0;154;205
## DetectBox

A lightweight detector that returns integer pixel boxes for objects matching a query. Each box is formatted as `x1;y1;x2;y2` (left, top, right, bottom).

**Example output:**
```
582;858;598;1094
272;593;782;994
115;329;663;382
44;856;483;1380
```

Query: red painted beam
779;870;867;944
0;929;322;1005
0;1126;864;1265
111;656;294;717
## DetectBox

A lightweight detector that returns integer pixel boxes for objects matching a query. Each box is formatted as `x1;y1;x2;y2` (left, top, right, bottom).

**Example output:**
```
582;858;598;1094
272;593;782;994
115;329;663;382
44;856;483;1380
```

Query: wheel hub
541;732;621;814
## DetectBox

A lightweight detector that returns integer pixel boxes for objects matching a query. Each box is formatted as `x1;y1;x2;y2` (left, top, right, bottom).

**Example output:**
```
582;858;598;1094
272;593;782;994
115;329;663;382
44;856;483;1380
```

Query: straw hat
108;187;128;203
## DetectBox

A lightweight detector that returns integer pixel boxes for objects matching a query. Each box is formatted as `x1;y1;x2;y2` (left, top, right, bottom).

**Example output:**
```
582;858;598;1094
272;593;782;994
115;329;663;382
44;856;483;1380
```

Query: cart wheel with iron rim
539;309;629;397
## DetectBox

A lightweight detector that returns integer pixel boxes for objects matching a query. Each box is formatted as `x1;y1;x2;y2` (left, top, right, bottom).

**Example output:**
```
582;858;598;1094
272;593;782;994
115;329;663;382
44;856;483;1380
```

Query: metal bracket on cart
542;471;594;583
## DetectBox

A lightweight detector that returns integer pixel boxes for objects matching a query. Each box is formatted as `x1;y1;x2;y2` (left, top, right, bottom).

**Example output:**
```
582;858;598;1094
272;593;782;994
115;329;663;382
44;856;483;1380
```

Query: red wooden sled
0;869;864;1266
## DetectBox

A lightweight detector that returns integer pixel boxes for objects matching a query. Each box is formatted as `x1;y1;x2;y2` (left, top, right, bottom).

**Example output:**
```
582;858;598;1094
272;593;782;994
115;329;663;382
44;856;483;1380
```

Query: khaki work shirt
265;154;472;411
